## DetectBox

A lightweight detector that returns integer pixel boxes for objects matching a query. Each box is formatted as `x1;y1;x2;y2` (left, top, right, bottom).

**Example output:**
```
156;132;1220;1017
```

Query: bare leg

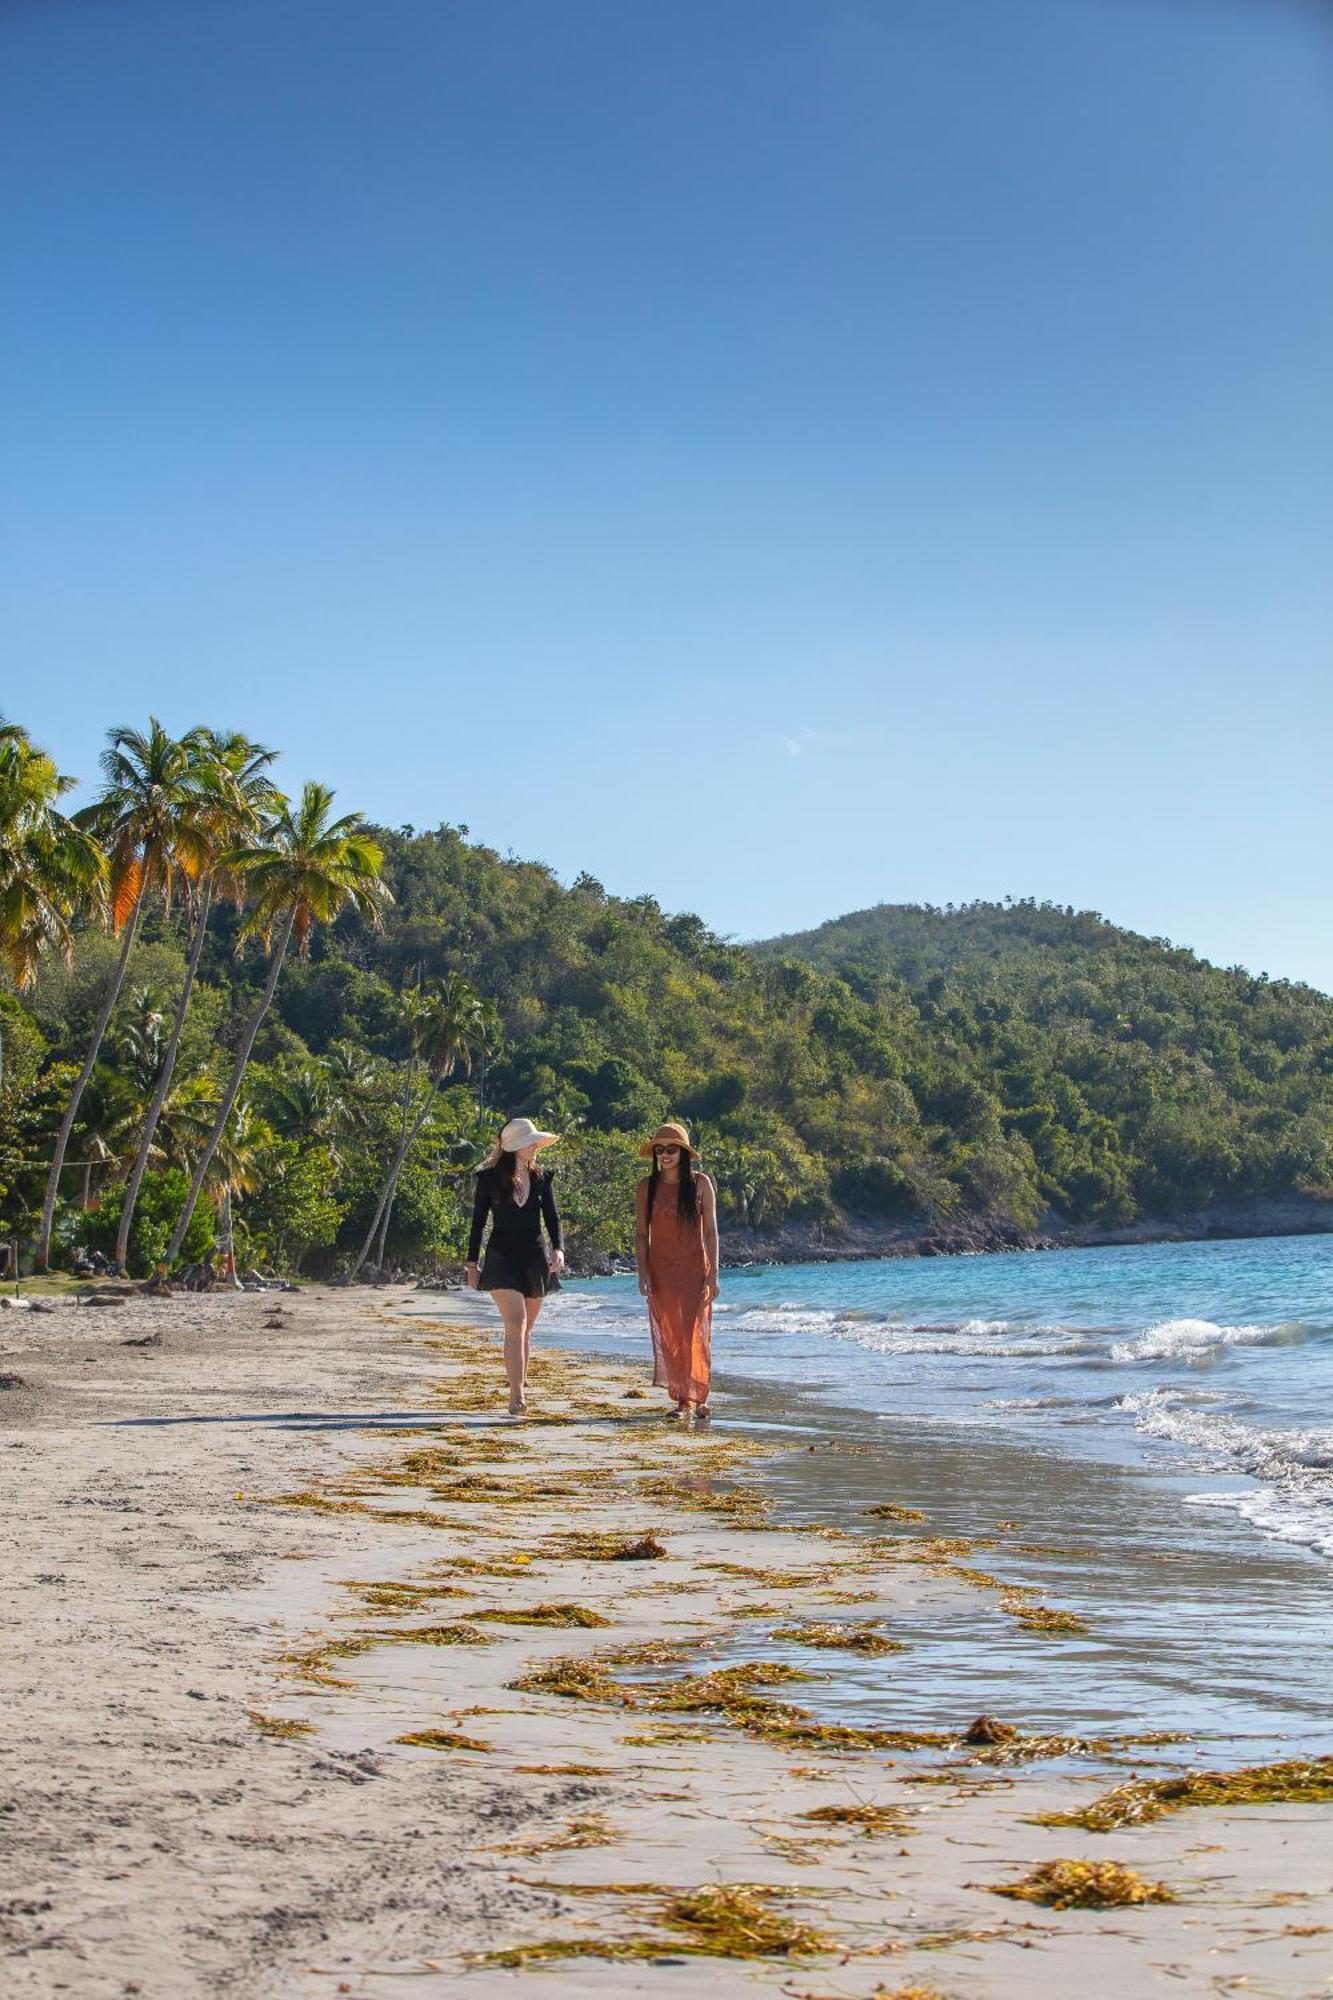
522;1295;545;1389
491;1289;527;1412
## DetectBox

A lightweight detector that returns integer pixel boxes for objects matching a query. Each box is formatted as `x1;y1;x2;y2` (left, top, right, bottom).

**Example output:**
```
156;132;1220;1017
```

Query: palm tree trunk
220;1185;240;1289
349;1085;434;1280
114;882;213;1274
35;903;142;1268
348;1073;415;1279
164;910;295;1265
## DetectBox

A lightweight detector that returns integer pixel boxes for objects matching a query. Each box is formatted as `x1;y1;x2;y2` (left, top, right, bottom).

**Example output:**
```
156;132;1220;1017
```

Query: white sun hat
499;1116;559;1152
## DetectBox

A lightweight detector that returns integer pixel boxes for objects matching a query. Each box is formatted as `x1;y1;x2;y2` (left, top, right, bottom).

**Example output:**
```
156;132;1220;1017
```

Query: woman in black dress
465;1116;564;1414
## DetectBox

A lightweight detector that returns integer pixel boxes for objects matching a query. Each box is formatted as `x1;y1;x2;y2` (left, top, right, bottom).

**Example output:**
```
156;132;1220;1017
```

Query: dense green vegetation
4;713;1332;1277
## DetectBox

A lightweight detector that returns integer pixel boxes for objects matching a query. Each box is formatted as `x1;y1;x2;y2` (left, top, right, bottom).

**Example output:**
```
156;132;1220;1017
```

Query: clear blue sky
5;0;1331;985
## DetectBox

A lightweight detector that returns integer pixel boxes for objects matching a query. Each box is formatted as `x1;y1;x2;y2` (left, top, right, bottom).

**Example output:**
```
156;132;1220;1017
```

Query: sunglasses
654;1144;682;1156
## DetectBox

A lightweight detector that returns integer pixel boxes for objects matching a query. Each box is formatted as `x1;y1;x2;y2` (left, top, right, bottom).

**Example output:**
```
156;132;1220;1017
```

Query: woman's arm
700;1174;720;1303
465;1172;489;1288
540;1171;565;1272
635;1178;651;1296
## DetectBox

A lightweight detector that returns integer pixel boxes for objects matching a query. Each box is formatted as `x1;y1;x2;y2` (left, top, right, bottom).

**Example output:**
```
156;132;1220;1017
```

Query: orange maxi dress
644;1184;712;1406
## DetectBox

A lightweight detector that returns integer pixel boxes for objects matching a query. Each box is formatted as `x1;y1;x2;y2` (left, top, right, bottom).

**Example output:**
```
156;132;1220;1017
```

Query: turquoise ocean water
545;1234;1333;1757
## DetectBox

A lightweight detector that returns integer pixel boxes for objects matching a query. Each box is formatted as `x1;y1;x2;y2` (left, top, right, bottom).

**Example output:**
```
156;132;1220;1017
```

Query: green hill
8;830;1333;1271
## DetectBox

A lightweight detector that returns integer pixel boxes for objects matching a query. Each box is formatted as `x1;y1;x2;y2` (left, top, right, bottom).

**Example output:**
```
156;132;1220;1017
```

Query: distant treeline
4;714;1333;1275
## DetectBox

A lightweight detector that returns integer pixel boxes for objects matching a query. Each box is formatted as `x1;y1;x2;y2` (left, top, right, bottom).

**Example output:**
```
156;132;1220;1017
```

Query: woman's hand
704;1274;720;1304
464;1261;480;1290
547;1248;566;1276
638;1274;651;1297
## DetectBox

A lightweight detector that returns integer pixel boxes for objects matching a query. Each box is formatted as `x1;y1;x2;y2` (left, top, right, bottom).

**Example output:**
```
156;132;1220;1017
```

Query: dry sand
2;1284;1330;1999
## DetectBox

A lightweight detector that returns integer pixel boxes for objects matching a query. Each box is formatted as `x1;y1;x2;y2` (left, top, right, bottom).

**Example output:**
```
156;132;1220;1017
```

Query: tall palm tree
0;718;106;1087
35;718;200;1267
163;781;389;1264
349;972;496;1279
112;730;279;1273
205;1099;265;1287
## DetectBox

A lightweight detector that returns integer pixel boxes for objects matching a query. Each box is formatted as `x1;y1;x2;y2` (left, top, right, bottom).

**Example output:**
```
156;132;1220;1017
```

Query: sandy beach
3;1284;1331;1999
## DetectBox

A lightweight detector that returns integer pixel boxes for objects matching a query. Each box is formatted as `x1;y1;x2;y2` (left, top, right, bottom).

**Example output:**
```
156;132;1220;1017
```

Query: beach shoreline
3;1285;1332;1997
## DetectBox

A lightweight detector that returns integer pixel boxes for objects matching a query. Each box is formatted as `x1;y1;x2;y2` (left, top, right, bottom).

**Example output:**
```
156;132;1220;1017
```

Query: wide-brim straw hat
500;1116;559;1152
639;1121;700;1160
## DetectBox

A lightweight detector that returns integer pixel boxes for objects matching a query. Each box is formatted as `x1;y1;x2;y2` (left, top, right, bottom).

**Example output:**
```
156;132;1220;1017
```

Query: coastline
677;1191;1333;1273
3;1285;1331;1997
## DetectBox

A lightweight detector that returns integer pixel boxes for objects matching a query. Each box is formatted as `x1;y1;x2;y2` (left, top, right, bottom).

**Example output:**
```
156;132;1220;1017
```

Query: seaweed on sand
510;1658;636;1704
475;1882;831;1966
247;1711;315;1740
550;1531;667;1561
637;1476;771;1526
989;1859;1175;1909
799;1803;911;1837
337;1580;467;1612
380;1620;495;1645
515;1763;611;1776
771;1619;905;1657
492;1813;618;1857
396;1728;494;1752
864;1503;926;1523
278;1633;379;1686
1033;1755;1333;1832
473;1602;612;1628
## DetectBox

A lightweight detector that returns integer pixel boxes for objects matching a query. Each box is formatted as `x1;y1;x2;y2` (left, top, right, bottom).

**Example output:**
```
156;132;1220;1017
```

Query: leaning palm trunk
114;882;213;1274
35;904;142;1268
164;909;295;1265
219;1185;240;1289
348;1086;434;1280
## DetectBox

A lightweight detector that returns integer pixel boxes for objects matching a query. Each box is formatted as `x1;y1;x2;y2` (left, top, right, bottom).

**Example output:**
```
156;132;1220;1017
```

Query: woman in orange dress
635;1122;720;1419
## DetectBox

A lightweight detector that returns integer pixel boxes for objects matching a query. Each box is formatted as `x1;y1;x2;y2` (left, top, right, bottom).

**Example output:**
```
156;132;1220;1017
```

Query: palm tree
162;781;390;1264
348;972;496;1279
0;718;106;1088
112;730;279;1273
34;719;199;1267
206;1099;265;1287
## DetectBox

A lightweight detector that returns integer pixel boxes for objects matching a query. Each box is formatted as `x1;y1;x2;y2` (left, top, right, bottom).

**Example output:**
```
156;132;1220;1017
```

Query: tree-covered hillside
6;731;1333;1277
758;898;1333;1228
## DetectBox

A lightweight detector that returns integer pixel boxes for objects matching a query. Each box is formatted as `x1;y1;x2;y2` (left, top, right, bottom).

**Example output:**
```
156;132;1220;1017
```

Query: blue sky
4;0;1331;985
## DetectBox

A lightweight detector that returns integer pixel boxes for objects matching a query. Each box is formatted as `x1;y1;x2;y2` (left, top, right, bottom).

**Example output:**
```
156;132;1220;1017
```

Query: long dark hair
647;1149;698;1223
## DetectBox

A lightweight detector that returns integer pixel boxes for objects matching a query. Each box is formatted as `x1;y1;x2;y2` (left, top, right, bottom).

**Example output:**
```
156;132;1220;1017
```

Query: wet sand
2;1284;1331;1998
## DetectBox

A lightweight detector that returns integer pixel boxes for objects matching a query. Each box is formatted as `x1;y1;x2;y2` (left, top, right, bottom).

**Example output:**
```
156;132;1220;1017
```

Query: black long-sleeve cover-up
467;1165;562;1298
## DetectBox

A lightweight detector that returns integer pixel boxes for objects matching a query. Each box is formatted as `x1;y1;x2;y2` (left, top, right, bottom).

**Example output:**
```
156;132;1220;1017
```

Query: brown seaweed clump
475;1882;829;1967
1034;1754;1333;1832
864;1503;927;1523
990;1859;1175;1909
963;1714;1018;1745
473;1602;612;1628
799;1803;910;1837
396;1728;494;1752
377;1621;494;1647
771;1619;905;1657
510;1658;635;1705
247;1711;315;1740
1001;1595;1090;1637
554;1531;668;1561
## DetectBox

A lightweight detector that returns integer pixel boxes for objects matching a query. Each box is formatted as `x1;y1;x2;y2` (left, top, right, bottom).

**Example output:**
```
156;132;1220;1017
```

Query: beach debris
1033;1754;1333;1832
799;1803;911;1837
395;1728;494;1752
658;1883;831;1957
556;1530;667;1560
510;1658;635;1704
375;1621;494;1646
770;1619;905;1657
492;1813;617;1857
964;1714;1018;1745
473;1602;611;1628
989;1859;1175;1909
515;1763;610;1776
864;1503;927;1523
121;1330;161;1347
1000;1595;1090;1637
0;1373;27;1390
247;1711;315;1740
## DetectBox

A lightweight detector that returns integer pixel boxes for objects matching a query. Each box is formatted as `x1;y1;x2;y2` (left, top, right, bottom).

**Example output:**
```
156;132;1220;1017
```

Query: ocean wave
1109;1317;1297;1364
1118;1387;1333;1552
